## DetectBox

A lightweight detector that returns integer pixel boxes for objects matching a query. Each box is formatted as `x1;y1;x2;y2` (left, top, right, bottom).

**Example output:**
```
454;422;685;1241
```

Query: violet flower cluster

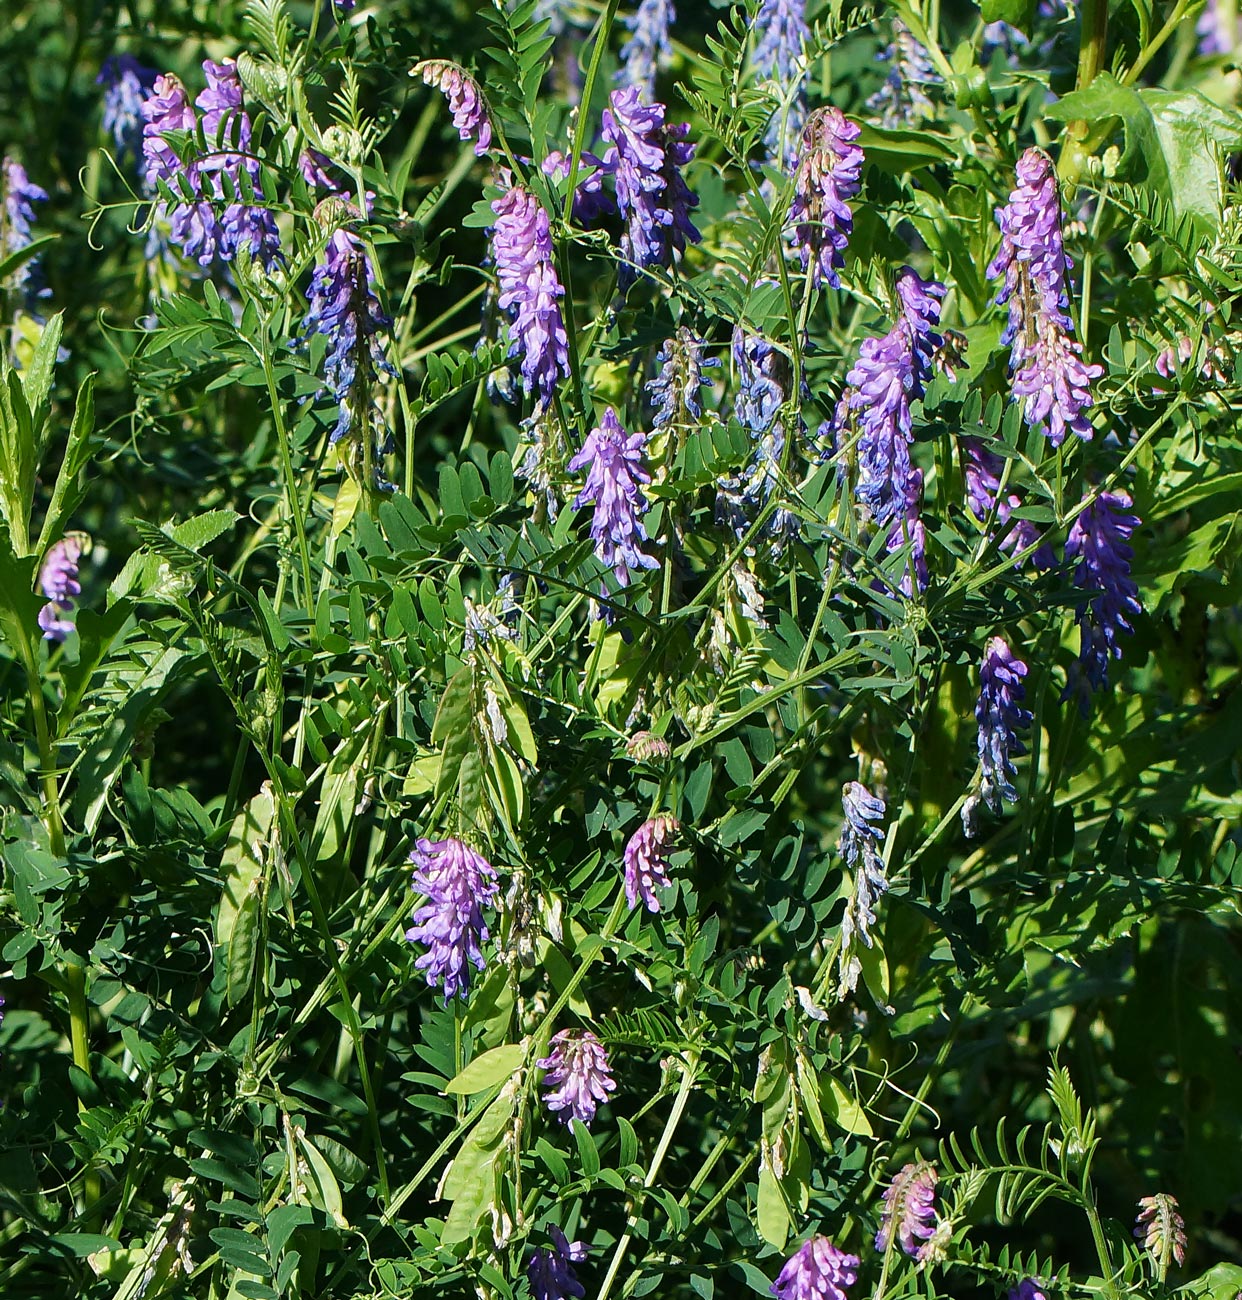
647;327;717;430
405;837;499;1002
1063;489;1142;713
600;87;700;288
623;814;678;911
2;157;49;302
567;408;659;594
966;637;1032;835
1135;1193;1187;1270
867;21;941;128
771;1235;860;1300
491;183;571;411
618;0;676;99
37;535;87;642
962;439;1055;568
875;1161;939;1259
988;148;1100;446
301;223;394;450
537;1029;617;1128
528;1225;588;1300
787;107;864;291
753;0;809;166
141;60;281;269
99;55;158;167
837;781;888;991
417;61;492;156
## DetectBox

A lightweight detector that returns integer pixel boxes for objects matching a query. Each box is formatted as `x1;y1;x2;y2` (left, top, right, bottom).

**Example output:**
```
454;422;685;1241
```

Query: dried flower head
623;814;679;911
626;731;671;762
405;837;499;1002
771;1235;860;1300
537;1029;617;1128
875;1161;939;1258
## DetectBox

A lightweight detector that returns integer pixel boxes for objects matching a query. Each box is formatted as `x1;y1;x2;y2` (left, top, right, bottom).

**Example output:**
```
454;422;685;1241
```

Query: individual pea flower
647;327;717;430
988;148;1101;446
490;182;570;411
301;220;395;455
415;60;492;157
867;20;941;128
770;1235;860;1300
299;147;345;197
567;408;659;593
98;55;158;167
961;439;1056;568
617;0;676;99
1135;1193;1187;1274
405;837;499;1002
1008;1280;1048;1300
528;1224;589;1300
37;534;88;642
2;157;50;299
875;1161;939;1258
1153;333;1229;389
787;107;864;291
623;814;679;911
1062;489;1142;714
845;267;944;527
600;87;701;288
537;1029;617;1128
971;637;1032;823
141;73;197;192
884;465;928;596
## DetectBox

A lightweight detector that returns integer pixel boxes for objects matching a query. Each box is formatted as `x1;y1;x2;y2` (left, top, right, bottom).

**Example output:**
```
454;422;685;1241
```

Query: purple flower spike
975;636;1032;814
37;535;87;642
1063;489;1142;713
623;814;679;911
1135;1193;1187;1270
141;73;196;192
405;837;499;1002
568;408;659;592
537;1029;617;1128
1009;1281;1048;1300
876;1161;939;1258
528;1224;588;1300
491;183;571;410
618;0;676;99
787;107;864;290
885;464;928;596
962;439;1056;568
868;21;941;128
838;782;888;979
98;55;158;166
600;87;700;288
647;327;717;429
989;148;1101;445
302;223;394;448
753;0;809;82
418;61;492;157
846;267;944;527
2;157;49;299
771;1235;860;1300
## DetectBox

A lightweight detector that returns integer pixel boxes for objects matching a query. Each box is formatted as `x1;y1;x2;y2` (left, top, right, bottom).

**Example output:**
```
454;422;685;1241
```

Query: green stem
563;0;622;225
261;345;316;621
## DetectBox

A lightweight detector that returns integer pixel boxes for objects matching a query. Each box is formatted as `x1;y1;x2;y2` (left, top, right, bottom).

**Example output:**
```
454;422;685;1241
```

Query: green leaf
855;125;956;173
756;1164;789;1248
444;1043;526;1094
441;1087;515;1244
167;508;241;552
35;374;95;558
980;0;1034;32
215;784;276;1008
822;1076;874;1137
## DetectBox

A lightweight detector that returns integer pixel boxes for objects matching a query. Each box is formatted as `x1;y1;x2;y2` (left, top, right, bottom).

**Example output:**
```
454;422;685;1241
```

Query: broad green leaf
444;1042;525;1094
215;784;276;1008
756;1164;789;1248
167;508;241;552
980;0;1034;33
35;374;96;559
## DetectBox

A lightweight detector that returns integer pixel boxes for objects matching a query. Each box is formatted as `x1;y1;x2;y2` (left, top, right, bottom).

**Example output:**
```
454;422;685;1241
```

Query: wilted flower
537;1029;617;1128
2;157;49;299
98;55;158;166
617;0;676;99
626;730;671;762
787;107;864;290
974;636;1032;819
989;148;1101;445
405;837;499;1002
647;327;717;429
1135;1193;1187;1272
301;224;394;454
528;1224;588;1300
868;21;941;127
417;60;492;156
37;535;87;642
1062;489;1142;713
623;814;679;911
600;87;700;287
771;1235;860;1300
490;183;570;410
567;408;659;592
876;1161;939;1258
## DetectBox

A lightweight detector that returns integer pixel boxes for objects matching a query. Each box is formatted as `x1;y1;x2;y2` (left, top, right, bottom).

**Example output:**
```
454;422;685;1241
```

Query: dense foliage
1;0;1241;1297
